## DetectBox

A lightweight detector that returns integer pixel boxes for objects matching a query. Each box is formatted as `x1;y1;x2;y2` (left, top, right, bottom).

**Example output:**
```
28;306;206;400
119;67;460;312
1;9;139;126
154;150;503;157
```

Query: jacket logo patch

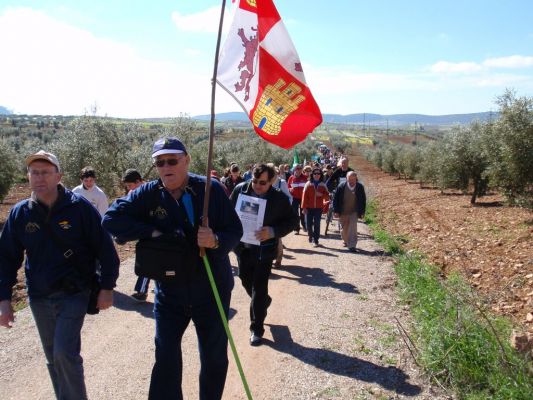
58;220;71;230
151;207;168;220
25;222;40;233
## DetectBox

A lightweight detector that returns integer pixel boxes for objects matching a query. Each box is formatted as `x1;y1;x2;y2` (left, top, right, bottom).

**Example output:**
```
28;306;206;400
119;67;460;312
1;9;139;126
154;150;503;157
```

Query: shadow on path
284;247;339;257
264;324;422;396
271;265;359;294
113;291;154;318
113;291;239;321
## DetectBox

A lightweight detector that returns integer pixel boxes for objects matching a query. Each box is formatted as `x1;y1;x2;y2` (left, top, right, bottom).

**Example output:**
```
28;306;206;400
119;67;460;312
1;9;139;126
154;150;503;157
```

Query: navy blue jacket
332;181;366;217
0;186;120;301
102;175;243;291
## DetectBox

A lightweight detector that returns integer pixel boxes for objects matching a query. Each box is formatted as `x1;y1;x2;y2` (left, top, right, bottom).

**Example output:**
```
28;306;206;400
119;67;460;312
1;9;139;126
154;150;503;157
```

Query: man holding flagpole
103;138;243;400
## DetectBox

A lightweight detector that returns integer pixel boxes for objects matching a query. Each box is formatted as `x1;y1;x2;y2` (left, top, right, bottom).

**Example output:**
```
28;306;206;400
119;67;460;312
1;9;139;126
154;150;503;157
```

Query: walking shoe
295;230;300;235
130;292;148;302
348;247;358;253
313;242;320;248
250;333;262;346
273;261;282;269
308;236;313;243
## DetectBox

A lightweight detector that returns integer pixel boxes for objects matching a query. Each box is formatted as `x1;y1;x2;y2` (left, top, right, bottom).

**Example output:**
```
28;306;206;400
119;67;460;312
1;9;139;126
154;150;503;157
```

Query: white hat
26;150;61;172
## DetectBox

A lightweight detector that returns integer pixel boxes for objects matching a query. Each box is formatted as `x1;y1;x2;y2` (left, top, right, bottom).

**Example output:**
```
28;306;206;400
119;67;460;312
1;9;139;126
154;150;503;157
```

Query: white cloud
483;55;533;69
304;63;533;114
430;61;482;74
0;7;217;117
171;6;231;34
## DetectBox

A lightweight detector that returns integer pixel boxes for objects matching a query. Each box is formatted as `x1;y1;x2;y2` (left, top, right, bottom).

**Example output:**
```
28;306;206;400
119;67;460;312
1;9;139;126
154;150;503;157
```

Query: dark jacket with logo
230;181;298;261
0;186;119;301
332;181;366;217
102;174;243;291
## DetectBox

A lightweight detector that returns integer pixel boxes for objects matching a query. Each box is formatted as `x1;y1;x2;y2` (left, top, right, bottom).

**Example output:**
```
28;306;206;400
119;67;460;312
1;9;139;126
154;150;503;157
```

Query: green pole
202;255;253;400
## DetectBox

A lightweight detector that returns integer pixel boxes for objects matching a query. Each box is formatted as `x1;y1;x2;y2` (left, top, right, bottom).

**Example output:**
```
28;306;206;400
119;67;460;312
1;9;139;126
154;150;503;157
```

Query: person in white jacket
72;166;109;217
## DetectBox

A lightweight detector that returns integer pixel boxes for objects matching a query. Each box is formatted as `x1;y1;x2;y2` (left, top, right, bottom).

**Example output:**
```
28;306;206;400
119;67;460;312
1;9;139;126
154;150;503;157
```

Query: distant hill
193;111;497;126
0;106;13;115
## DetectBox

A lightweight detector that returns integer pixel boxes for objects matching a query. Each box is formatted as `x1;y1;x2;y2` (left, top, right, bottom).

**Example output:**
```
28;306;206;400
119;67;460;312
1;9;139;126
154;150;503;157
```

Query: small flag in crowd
292;148;300;167
217;0;323;149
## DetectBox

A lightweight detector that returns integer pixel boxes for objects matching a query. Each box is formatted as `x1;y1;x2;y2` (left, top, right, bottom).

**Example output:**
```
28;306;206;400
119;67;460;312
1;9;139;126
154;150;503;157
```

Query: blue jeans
29;290;90;400
306;208;322;244
148;280;231;400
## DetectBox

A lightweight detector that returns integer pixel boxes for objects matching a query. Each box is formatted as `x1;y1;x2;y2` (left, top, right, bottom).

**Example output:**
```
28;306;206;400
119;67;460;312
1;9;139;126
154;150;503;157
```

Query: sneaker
273;261;281;269
308;236;313;243
348;247;358;253
295;230;300;235
250;333;262;346
130;292;148;302
313;242;320;248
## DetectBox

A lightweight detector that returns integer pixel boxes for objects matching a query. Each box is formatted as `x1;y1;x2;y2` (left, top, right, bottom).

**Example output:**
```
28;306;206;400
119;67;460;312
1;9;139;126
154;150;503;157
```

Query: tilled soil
348;145;533;332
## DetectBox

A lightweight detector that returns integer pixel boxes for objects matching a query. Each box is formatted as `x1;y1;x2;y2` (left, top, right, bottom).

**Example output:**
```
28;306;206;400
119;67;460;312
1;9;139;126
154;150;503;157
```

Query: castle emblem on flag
252;78;305;135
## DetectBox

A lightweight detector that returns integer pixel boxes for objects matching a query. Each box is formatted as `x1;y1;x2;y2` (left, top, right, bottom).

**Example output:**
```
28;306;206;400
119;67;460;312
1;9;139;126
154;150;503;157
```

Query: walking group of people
0;137;365;400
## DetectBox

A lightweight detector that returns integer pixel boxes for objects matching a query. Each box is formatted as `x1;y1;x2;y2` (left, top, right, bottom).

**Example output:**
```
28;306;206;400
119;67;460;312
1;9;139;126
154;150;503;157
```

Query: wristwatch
212;234;220;249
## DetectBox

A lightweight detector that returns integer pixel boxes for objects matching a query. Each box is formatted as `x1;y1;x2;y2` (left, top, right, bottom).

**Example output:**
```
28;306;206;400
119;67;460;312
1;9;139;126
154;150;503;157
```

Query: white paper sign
235;194;267;245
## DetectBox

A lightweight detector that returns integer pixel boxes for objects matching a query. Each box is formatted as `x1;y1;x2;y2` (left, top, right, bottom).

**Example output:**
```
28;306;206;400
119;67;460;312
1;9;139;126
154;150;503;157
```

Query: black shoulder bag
134;188;199;283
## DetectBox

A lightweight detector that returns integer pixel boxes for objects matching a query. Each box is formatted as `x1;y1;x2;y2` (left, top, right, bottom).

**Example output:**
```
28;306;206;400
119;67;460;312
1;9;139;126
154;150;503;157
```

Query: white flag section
217;4;259;114
217;0;322;149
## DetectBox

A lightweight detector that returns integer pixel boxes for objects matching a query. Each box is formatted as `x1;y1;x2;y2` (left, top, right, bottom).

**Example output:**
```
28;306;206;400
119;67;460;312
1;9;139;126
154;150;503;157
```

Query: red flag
217;0;322;149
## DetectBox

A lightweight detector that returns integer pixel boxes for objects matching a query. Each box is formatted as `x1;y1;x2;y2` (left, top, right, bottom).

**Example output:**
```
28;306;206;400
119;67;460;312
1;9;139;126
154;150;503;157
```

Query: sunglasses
154;158;182;168
252;178;269;186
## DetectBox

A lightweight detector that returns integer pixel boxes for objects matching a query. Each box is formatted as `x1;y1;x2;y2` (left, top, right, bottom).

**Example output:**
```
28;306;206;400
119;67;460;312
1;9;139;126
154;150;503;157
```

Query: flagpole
200;1;254;399
200;0;227;229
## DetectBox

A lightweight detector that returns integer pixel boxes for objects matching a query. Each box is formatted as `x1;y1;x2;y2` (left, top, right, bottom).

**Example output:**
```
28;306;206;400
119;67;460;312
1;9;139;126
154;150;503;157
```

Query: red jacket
302;181;330;209
288;174;307;199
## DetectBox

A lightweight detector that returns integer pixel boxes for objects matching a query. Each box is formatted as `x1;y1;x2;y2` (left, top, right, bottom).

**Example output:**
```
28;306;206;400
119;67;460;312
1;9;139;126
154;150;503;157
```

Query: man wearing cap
103;138;243;400
0;150;120;399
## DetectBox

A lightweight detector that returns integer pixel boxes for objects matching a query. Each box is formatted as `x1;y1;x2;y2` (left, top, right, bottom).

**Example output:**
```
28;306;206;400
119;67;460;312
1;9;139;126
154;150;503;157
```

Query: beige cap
26;150;61;172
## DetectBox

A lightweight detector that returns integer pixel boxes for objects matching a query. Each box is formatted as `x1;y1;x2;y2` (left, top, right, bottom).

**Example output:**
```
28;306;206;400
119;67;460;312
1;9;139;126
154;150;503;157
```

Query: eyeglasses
29;170;56;178
154;158;182;168
252;178;269;186
312;172;321;175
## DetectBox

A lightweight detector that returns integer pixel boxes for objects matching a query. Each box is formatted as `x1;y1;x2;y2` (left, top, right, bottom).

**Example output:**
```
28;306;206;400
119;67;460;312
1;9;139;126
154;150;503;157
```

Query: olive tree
484;90;533;204
0;140;19;203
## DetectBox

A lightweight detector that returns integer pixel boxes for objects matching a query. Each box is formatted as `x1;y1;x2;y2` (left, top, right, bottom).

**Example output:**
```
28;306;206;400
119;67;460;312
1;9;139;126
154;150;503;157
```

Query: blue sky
1;0;532;118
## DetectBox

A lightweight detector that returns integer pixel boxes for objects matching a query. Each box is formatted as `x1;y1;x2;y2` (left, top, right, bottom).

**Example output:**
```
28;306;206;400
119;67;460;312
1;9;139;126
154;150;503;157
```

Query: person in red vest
287;164;307;234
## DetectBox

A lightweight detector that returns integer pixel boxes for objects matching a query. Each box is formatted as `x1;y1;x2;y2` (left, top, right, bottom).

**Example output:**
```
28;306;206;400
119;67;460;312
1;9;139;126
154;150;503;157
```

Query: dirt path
0;221;450;400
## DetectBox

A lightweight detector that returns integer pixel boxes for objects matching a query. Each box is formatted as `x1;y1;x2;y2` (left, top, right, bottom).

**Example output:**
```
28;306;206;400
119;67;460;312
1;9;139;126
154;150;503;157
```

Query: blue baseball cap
152;137;187;158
